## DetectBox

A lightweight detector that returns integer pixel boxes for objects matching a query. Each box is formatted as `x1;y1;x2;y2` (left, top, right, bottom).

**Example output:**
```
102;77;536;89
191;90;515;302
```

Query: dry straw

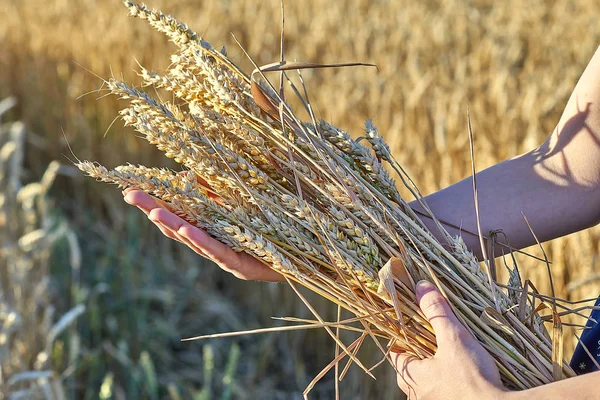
78;1;595;394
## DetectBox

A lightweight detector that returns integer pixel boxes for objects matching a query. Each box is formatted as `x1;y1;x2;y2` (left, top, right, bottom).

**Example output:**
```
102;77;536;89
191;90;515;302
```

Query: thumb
415;280;466;346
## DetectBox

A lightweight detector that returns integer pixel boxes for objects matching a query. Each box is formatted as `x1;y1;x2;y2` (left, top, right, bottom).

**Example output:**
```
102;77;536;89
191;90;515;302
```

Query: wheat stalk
77;1;592;392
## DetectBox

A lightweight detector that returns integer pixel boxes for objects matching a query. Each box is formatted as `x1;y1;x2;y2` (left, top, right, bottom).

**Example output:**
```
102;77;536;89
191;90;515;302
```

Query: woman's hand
393;280;506;399
123;189;285;282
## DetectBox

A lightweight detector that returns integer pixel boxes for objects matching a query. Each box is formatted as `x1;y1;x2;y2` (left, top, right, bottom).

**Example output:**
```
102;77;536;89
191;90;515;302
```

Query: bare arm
416;46;600;259
508;372;600;400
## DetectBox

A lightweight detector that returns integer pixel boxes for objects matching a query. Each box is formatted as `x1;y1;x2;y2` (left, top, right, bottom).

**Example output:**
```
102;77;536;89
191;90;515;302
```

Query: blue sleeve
570;297;600;374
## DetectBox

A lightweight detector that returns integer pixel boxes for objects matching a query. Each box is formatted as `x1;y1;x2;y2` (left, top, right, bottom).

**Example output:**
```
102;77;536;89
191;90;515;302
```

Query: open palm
123;189;284;282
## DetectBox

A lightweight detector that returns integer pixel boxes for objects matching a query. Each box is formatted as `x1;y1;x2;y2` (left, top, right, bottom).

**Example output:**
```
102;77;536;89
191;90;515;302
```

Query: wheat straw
77;1;592;392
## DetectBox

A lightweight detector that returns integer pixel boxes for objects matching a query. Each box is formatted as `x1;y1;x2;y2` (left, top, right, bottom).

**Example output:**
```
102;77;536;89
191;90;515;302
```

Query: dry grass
1;0;600;398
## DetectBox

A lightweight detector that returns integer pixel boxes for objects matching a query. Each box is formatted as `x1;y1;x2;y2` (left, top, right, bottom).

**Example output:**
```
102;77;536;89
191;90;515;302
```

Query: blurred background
1;0;600;399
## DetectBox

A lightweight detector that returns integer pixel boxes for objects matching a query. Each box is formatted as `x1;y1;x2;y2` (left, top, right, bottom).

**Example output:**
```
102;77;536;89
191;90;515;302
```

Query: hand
123;189;285;282
392;280;507;400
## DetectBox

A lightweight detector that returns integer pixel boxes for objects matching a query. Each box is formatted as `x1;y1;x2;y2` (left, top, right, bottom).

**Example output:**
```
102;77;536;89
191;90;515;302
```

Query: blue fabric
570;297;600;375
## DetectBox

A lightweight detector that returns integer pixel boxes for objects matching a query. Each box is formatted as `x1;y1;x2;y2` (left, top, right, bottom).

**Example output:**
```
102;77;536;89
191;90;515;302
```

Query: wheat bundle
78;1;585;392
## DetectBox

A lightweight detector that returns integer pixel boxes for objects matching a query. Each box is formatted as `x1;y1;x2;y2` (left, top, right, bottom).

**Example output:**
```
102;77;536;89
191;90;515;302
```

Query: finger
232;252;286;282
147;209;201;246
151;216;208;258
124;189;280;281
124;190;170;213
148;208;247;272
147;211;209;257
170;228;209;258
150;219;182;242
176;221;284;281
148;208;237;268
124;190;182;243
415;280;465;345
150;208;284;282
392;352;420;396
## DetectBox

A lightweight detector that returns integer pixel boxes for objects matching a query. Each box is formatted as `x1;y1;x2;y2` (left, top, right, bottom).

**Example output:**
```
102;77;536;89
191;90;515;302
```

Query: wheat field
1;0;600;399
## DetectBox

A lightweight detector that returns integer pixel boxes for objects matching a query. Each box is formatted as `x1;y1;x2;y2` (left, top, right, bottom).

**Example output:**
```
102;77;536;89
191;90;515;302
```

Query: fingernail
415;280;430;298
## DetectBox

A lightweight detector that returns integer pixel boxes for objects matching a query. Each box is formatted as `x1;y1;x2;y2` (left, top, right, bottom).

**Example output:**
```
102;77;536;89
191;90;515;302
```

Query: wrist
470;382;514;400
494;388;521;400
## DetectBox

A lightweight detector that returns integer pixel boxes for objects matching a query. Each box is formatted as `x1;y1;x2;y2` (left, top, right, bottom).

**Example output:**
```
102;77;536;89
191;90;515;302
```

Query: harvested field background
1;0;600;398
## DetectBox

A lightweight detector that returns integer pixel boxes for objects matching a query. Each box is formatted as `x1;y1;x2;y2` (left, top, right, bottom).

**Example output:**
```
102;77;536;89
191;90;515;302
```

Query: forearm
414;149;600;258
413;45;600;259
507;371;600;400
